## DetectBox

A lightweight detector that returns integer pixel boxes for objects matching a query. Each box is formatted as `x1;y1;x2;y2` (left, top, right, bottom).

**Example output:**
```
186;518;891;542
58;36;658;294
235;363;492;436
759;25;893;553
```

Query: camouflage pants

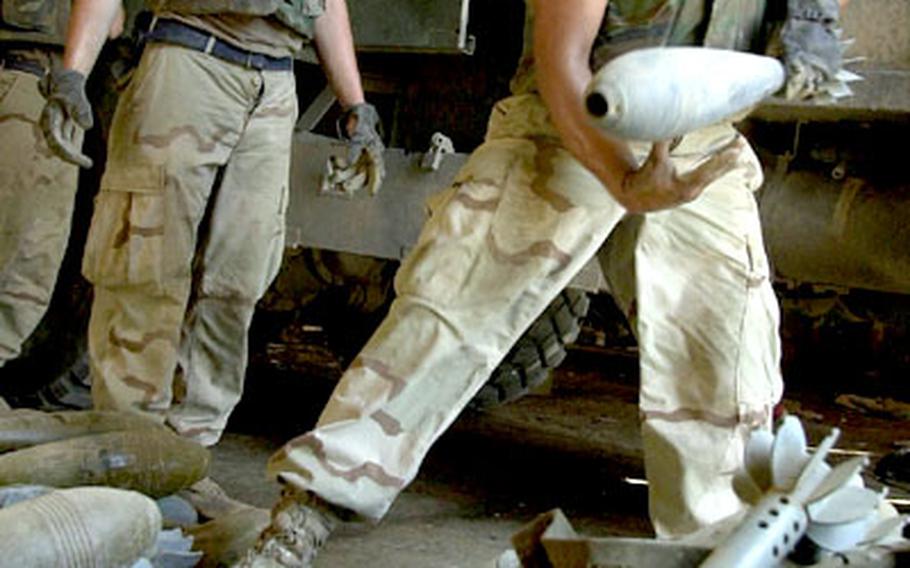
269;94;783;537
0;63;80;366
84;44;296;445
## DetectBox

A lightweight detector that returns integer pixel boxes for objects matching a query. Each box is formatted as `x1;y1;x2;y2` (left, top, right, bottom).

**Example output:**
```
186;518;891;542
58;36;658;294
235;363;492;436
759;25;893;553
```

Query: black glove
39;68;94;168
779;0;848;100
338;103;385;195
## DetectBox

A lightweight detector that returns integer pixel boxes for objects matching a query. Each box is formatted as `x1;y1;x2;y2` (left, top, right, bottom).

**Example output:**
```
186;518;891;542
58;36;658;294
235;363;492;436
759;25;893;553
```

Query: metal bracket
420;132;455;171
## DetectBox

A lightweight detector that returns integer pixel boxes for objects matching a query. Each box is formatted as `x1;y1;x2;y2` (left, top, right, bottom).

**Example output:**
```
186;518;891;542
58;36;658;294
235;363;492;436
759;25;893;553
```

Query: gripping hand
339;103;385;195
39;68;94;168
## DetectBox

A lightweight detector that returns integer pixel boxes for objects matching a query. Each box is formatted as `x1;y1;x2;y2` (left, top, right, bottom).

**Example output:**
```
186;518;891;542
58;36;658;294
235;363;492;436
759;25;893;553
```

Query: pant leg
0;68;79;366
166;67;297;446
600;124;783;537
268;95;628;520
84;45;254;422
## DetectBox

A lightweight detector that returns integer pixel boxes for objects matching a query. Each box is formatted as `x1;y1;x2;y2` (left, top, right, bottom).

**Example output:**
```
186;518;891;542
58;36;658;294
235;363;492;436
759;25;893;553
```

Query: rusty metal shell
0;409;164;453
0;487;161;567
0;428;210;498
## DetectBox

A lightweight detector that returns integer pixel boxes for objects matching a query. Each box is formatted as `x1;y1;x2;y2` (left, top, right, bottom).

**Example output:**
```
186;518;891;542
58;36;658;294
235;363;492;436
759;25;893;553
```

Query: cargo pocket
82;164;172;292
734;233;783;424
2;0;57;32
262;183;290;293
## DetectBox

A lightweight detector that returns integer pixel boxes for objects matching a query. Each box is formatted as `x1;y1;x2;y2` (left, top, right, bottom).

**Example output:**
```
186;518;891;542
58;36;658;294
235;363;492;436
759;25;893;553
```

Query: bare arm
62;0;123;74
38;0;121;168
313;0;365;108
534;0;741;213
534;0;636;196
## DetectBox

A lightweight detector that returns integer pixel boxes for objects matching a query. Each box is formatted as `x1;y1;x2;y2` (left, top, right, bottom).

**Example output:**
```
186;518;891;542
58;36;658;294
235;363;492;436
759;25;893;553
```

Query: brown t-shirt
159;12;304;59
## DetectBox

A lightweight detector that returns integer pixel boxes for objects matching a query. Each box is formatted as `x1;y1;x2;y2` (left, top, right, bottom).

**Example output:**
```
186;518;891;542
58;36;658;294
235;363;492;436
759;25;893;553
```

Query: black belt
144;18;293;72
0;52;47;78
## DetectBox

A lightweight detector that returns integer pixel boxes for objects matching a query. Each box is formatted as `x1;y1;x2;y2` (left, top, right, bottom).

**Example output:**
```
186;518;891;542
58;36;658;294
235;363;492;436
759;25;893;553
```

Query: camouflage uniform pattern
0;55;80;366
84;44;297;445
269;93;783;536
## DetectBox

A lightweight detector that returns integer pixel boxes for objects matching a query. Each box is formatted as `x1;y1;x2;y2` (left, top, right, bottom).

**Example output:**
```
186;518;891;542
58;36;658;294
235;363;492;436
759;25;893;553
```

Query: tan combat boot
235;487;340;567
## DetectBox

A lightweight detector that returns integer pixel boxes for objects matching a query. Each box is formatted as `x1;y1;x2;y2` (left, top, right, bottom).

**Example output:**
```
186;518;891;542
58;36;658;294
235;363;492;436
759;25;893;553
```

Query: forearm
62;0;123;75
313;0;365;108
534;0;637;199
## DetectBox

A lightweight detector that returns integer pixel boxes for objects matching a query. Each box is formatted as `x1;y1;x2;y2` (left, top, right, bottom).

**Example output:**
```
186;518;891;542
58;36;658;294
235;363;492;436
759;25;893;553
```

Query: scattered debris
835;394;910;421
501;417;910;567
781;399;825;422
876;448;910;494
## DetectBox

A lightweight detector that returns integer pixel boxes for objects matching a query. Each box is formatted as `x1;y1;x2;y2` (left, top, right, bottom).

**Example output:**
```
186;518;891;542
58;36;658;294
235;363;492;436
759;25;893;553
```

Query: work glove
337;102;385;195
39;67;94;168
778;0;857;101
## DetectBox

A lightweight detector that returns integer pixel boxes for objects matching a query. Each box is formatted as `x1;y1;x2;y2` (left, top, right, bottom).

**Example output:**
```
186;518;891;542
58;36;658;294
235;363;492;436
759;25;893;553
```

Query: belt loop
204;36;216;55
245;52;253;69
149;15;159;32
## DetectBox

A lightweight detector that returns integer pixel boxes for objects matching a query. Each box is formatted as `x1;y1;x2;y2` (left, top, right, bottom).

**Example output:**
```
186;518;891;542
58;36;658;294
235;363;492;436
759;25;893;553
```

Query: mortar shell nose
586;92;609;117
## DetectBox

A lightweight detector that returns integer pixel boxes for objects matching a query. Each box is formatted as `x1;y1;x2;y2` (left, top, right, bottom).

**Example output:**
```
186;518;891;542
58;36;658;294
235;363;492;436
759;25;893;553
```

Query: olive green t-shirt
510;0;708;95
160;12;304;59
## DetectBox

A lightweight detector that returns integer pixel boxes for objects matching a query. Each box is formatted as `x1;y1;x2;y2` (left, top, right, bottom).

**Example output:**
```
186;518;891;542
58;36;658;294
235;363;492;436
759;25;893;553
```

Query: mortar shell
586;47;785;141
0;428;210;498
0;486;161;567
0;409;164;453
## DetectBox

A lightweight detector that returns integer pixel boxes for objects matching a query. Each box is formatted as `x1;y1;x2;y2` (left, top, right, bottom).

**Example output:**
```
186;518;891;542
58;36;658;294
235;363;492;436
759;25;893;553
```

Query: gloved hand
779;0;849;101
39;67;94;168
338;102;385;195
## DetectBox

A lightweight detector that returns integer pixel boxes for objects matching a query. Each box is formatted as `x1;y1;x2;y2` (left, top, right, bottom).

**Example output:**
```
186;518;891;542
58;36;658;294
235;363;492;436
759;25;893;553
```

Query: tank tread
470;289;590;410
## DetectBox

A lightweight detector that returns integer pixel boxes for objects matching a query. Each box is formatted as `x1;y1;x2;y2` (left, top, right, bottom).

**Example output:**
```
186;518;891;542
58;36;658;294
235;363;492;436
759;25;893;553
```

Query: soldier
0;2;124;370
236;0;806;565
41;0;383;446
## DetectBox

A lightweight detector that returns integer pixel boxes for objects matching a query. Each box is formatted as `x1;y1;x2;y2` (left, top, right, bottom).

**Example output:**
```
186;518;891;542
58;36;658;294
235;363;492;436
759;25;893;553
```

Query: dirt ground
215;345;910;567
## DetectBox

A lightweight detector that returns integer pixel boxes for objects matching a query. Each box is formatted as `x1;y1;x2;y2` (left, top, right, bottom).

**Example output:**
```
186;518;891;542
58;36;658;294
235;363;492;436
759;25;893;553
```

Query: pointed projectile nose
586;92;609;118
586;47;785;140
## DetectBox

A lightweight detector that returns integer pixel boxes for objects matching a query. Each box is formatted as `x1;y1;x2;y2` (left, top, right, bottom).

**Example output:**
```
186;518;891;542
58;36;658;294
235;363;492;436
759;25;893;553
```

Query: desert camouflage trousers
0;64;80;366
84;44;296;445
270;94;784;537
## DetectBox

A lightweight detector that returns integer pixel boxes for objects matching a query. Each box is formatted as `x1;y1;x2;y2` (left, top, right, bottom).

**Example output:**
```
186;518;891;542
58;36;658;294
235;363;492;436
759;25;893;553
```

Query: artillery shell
586;47;785;141
0;486;161;566
0;428;210;498
0;409;164;453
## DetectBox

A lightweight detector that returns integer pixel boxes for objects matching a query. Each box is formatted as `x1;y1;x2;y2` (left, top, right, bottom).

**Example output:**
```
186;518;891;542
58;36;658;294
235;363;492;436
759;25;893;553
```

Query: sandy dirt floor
215;345;910;567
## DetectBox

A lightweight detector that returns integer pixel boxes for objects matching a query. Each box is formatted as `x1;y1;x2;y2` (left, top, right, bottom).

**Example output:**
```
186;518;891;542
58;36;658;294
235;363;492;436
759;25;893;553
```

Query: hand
779;0;846;100
39;68;94;168
618;136;744;214
339;103;385;195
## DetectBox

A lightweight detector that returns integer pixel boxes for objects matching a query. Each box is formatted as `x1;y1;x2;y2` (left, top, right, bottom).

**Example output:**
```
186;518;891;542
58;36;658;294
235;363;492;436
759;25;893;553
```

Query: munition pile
0;409;209;496
0;409;211;566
